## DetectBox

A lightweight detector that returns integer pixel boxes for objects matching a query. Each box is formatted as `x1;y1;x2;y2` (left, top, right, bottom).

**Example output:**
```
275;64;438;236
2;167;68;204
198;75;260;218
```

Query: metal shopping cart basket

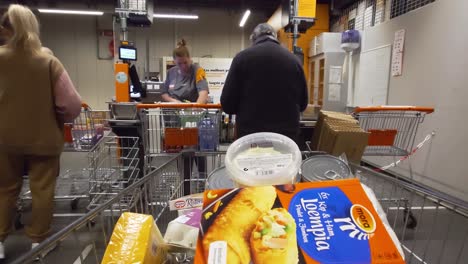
11;151;468;264
87;136;141;211
353;106;434;156
64;103;111;152
139;103;222;155
138;103;222;206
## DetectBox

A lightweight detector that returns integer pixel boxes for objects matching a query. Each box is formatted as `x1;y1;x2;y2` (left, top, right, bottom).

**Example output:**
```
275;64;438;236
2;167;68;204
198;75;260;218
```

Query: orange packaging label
194;179;405;264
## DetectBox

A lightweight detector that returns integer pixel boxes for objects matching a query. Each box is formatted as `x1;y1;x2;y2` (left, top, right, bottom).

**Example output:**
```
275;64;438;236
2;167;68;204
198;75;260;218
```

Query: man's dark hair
250;23;277;42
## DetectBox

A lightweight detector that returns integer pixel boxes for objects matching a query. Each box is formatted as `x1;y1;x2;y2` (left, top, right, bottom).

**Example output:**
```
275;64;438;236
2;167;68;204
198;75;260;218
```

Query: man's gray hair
250;23;277;42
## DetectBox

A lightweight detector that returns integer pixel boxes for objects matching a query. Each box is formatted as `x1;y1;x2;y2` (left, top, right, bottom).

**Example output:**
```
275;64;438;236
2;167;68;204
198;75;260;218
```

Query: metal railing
11;154;184;264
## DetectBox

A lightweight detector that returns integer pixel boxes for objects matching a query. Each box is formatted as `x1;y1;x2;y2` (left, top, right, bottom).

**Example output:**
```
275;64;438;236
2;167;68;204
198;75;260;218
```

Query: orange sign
114;62;130;102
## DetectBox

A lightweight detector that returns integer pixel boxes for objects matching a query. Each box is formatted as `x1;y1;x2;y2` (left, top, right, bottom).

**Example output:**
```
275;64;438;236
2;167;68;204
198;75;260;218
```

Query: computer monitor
119;46;137;61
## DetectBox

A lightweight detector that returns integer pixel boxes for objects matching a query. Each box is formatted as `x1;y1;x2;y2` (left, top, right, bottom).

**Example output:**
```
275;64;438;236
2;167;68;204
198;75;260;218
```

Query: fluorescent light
38;9;103;16
239;9;251;27
153;14;198;19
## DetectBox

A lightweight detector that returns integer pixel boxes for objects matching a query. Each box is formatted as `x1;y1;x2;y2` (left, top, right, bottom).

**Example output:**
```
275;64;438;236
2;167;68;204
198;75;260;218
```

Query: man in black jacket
221;23;308;142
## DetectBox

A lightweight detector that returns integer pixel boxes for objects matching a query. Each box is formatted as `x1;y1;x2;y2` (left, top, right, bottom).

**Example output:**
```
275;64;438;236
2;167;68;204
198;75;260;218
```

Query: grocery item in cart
102;212;165;264
164;208;202;249
206;166;302;190
206;166;235;190
194;179;405;264
200;186;277;263
250;208;299;263
169;193;204;211
225;132;301;187
198;116;218;151
301;155;352;182
311;110;369;163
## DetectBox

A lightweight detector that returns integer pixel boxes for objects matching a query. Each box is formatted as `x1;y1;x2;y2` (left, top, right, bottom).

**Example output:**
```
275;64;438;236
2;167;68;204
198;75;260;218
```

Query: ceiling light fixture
38;9;104;16
153;14;199;19
239;9;251;27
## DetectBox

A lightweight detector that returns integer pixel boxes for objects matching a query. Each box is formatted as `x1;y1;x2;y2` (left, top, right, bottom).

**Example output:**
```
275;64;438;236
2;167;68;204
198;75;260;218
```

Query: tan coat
0;46;78;155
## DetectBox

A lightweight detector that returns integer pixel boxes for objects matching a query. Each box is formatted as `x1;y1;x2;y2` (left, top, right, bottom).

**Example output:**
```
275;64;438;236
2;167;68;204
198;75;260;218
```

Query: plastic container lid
301;155;352;182
225;132;302;187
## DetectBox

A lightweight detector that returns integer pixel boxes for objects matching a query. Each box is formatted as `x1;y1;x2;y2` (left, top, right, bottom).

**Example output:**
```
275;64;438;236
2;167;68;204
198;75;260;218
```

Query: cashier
162;39;209;104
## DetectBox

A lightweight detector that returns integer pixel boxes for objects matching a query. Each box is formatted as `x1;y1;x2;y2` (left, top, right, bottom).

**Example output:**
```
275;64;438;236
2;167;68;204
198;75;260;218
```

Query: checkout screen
119;47;137;60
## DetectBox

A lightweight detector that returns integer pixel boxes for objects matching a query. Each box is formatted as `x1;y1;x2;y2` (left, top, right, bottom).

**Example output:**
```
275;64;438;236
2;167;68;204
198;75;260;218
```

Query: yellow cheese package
194;179;405;264
102;212;165;264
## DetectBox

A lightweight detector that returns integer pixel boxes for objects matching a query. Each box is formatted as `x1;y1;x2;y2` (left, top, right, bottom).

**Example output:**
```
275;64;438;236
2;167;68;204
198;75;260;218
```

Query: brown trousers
0;151;59;243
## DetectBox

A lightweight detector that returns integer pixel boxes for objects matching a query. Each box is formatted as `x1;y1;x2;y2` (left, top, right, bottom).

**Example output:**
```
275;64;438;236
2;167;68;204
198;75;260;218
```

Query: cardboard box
310;111;358;150
311;111;368;163
194;180;404;264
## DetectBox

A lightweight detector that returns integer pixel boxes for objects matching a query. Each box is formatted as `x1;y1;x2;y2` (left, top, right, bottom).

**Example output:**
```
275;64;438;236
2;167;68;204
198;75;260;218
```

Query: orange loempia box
194;179;404;264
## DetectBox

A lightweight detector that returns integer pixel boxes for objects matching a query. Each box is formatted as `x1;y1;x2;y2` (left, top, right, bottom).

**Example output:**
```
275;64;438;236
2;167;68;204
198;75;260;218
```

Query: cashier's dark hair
173;38;190;58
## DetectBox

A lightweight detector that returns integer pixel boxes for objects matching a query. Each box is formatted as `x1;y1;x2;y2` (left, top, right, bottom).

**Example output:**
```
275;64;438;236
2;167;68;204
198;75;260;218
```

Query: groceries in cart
169;193;204;211
65;103;110;151
198;116;218;151
225;133;302;187
165;193;204;250
301;154;353;182
102;212;166;264
194;180;405;264
162;108;221;152
164;208;202;249
311;110;369;164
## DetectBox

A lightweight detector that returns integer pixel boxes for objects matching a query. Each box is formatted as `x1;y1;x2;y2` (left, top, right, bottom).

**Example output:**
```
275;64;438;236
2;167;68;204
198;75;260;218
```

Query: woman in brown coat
0;4;81;260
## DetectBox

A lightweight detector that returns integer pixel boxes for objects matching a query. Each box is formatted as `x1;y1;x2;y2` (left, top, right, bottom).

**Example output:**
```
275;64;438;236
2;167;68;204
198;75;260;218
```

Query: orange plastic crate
368;129;397;146
164;128;199;151
183;128;199;146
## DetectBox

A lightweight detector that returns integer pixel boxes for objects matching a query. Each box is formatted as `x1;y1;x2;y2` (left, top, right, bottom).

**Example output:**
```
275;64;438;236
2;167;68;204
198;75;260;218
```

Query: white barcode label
256;170;275;176
208;241;227;264
236;154;293;177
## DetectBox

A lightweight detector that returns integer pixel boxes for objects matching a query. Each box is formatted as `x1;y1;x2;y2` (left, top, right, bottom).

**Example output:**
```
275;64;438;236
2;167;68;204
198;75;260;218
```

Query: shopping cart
353;106;436;230
11;151;468;264
87;136;141;211
139;103;222;155
64;103;111;152
353;106;434;156
138;103;222;205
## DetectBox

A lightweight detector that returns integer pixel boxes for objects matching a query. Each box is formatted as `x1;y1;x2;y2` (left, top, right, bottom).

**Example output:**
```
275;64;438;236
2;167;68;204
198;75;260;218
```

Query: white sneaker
32;242;57;261
0;241;5;260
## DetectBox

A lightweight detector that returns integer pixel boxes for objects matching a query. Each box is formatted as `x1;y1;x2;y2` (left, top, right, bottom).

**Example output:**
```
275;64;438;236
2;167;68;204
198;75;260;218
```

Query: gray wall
359;0;468;201
38;8;266;109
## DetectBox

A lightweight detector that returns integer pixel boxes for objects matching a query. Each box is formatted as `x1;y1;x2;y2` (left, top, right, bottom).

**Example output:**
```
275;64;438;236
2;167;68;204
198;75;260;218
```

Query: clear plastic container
225;132;301;187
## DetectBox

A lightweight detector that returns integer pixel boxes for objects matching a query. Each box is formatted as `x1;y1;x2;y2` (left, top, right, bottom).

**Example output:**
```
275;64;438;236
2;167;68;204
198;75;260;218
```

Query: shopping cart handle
354;106;434;114
81;102;89;109
136;103;222;109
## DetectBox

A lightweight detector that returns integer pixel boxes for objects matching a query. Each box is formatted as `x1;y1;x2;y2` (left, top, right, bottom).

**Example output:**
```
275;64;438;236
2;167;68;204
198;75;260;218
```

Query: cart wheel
15;213;24;230
403;209;417;229
70;198;79;210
